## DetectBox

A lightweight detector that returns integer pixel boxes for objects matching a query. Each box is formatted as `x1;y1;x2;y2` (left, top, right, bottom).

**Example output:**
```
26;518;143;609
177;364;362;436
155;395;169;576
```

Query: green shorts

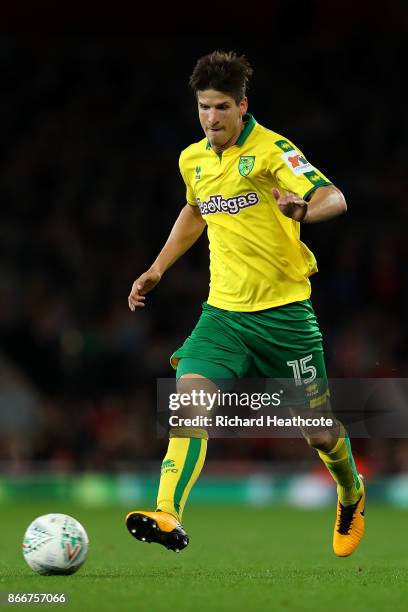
170;300;328;407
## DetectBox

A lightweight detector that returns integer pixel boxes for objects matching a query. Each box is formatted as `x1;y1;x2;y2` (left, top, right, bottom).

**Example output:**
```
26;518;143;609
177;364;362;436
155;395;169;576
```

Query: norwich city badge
238;156;255;177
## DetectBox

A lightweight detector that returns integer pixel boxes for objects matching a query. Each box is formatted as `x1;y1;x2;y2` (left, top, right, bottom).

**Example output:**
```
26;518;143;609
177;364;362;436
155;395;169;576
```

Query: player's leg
126;303;249;552
156;369;216;520
305;416;365;557
283;310;365;557
126;368;214;552
241;299;365;556
281;304;365;556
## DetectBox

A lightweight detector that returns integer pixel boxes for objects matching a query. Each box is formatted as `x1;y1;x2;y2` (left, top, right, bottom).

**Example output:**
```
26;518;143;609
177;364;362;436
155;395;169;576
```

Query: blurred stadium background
1;1;407;512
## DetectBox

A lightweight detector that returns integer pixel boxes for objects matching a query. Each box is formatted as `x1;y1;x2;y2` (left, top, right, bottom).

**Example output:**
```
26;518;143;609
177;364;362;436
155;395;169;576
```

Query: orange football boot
125;510;189;553
333;476;365;557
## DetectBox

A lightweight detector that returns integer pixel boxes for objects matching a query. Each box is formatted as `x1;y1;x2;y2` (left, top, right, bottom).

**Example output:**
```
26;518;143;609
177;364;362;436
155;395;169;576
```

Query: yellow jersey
179;114;332;312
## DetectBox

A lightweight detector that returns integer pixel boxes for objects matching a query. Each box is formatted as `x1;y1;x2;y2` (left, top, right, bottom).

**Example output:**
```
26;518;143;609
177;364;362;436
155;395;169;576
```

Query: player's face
197;90;248;151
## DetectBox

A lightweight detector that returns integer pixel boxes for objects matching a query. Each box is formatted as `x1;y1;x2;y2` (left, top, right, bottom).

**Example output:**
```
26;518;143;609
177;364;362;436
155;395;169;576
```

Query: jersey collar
205;113;256;150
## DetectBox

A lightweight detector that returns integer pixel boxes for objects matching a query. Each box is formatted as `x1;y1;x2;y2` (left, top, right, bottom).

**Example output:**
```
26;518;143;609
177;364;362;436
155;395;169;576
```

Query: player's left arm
272;185;347;223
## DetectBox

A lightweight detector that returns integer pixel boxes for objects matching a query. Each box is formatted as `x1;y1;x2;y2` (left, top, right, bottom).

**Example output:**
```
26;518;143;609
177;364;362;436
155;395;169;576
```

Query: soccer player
125;51;365;557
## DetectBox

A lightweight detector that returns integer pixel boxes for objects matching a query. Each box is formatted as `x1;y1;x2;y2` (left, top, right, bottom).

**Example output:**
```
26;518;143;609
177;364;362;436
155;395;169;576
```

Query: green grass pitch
1;502;407;612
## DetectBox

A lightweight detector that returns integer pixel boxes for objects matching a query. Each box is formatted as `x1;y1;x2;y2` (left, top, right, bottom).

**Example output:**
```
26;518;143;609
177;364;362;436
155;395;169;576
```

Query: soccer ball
22;514;89;575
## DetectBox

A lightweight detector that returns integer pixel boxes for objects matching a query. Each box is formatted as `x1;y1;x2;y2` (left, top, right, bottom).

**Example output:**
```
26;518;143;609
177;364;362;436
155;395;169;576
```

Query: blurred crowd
0;28;407;474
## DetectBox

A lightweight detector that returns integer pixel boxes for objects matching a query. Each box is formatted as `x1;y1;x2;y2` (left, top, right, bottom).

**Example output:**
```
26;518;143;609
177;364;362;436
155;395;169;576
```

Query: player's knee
305;430;336;451
176;373;216;416
177;373;214;397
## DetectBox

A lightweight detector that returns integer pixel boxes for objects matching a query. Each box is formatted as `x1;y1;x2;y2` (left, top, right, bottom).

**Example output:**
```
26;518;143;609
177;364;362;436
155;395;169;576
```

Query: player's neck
212;119;246;155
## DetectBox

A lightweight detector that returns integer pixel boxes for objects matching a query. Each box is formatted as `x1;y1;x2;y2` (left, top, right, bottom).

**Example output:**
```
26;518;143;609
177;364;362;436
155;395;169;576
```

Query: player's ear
239;96;248;116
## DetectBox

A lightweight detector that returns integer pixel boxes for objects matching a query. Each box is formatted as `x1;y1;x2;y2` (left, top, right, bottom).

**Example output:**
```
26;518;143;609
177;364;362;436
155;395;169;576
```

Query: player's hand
272;188;308;222
128;269;162;311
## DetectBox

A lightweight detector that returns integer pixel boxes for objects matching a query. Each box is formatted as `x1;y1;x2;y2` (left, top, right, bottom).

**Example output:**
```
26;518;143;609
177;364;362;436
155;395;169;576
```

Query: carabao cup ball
22;513;89;575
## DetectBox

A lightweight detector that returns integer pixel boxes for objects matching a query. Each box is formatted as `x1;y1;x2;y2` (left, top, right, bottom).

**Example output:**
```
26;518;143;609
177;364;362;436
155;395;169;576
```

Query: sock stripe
345;435;361;491
178;439;207;513
174;438;202;515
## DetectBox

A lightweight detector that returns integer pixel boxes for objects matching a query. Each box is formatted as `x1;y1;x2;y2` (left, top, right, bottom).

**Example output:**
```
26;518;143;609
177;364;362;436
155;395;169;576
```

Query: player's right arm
128;204;206;310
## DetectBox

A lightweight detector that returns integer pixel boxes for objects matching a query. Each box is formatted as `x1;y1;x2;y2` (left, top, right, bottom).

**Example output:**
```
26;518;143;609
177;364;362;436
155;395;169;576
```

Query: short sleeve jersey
179;114;332;312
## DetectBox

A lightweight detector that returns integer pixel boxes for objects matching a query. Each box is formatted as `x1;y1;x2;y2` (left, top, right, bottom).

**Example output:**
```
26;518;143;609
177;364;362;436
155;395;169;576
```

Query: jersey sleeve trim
303;182;332;201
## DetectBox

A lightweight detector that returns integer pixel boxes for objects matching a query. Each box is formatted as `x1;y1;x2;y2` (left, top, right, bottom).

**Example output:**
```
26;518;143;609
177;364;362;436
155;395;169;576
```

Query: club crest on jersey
238;156;255;177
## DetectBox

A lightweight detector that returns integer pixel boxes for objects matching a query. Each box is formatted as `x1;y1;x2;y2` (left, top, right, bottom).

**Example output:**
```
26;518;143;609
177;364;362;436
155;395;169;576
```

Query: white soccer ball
22;514;89;575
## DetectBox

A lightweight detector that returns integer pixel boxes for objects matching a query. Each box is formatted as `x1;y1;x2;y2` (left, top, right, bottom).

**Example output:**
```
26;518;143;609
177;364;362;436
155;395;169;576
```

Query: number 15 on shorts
286;355;317;386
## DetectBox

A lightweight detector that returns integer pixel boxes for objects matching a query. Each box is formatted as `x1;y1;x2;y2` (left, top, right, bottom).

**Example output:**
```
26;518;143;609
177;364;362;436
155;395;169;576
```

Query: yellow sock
156;433;207;522
317;428;363;506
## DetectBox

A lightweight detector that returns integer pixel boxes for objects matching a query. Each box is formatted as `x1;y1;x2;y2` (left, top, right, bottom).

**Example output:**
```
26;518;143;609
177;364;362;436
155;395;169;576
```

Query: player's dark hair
189;50;253;104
